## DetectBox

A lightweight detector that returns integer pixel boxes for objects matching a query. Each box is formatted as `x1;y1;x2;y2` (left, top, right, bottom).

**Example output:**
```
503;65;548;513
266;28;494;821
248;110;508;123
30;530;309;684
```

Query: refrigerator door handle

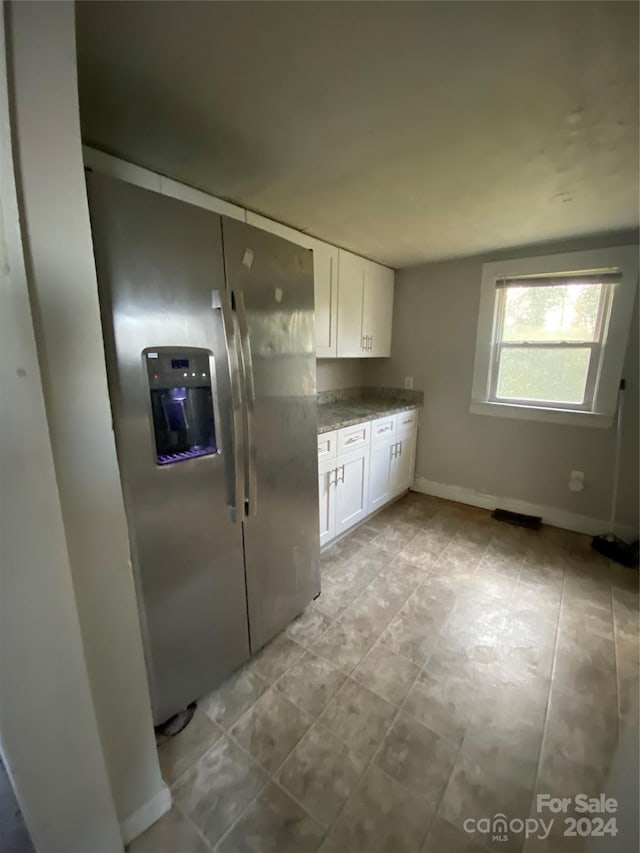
233;290;258;518
212;288;245;522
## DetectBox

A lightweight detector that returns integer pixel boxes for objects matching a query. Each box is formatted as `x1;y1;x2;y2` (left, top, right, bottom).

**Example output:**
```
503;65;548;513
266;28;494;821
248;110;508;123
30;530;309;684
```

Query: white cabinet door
391;428;417;497
318;459;336;547
363;261;394;357
311;240;339;358
368;439;395;513
334;448;369;536
337;251;394;358
337;249;366;357
404;426;418;490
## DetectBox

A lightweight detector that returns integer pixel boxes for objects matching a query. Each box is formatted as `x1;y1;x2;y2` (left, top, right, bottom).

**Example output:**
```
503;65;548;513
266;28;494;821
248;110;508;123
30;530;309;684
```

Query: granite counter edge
317;402;422;435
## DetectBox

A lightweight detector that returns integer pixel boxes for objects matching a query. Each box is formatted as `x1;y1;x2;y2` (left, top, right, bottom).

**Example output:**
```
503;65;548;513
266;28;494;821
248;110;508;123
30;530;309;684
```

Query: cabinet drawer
337;421;370;455
371;415;396;446
317;430;338;462
396;409;418;436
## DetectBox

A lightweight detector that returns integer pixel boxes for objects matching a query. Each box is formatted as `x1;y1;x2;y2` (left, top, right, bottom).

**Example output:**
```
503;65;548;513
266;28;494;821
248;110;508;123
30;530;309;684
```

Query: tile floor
132;493;639;853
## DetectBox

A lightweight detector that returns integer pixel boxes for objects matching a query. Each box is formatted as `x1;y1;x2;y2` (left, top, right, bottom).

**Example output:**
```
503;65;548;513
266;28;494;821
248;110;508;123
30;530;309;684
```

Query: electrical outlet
404;376;414;390
569;470;584;492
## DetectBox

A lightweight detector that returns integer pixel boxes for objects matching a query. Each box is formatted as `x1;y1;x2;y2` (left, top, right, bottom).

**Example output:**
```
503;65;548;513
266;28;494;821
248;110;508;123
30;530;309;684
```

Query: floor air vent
491;508;542;530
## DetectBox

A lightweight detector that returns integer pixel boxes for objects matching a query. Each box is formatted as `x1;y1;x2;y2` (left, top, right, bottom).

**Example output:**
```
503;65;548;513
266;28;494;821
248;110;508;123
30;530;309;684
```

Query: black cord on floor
155;702;197;738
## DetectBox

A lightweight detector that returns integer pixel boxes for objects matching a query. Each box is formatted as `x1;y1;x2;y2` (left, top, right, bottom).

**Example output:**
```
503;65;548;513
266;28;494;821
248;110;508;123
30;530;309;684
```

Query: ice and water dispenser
145;349;217;465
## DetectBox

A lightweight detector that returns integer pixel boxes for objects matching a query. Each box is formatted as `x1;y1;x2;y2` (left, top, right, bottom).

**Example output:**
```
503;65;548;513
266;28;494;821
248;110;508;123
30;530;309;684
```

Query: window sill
469;400;614;428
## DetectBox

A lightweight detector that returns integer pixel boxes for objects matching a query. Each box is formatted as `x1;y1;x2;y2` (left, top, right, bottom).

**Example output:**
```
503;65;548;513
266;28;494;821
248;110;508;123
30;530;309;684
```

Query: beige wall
7;0;167;840
316;358;366;392
364;232;639;534
0;6;123;850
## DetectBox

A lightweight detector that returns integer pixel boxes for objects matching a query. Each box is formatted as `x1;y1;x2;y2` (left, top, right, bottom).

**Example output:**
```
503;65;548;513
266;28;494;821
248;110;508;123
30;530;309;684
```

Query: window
491;273;615;409
471;247;638;427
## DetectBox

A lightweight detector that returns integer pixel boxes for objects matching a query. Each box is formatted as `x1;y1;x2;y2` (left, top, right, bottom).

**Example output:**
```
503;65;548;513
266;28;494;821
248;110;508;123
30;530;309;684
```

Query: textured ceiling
76;1;639;268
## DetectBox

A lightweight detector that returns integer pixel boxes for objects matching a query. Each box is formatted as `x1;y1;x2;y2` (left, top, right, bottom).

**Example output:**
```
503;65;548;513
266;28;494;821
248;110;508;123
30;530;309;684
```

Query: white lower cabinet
318;411;419;547
390;427;417;498
334;449;370;536
368;440;395;513
318;448;370;546
318;458;337;547
368;428;416;514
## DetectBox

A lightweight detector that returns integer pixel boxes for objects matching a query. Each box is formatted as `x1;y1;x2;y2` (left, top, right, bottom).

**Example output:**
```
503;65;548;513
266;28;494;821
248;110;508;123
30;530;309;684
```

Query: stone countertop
317;388;423;434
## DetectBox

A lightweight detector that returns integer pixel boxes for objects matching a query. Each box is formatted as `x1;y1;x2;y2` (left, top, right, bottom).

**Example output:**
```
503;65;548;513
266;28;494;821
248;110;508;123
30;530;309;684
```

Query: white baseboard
120;783;172;845
412;476;637;541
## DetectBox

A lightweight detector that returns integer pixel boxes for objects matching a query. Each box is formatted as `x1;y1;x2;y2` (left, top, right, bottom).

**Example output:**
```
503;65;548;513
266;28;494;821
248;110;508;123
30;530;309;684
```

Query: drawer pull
345;434;363;445
402;417;414;425
377;425;392;434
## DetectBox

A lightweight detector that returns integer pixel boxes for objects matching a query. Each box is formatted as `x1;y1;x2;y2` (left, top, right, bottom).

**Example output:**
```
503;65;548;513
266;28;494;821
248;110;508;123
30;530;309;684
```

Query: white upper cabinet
309;238;339;358
363;260;394;357
245;215;339;358
83;149;395;360
244;217;394;360
336;249;366;357
337;249;394;358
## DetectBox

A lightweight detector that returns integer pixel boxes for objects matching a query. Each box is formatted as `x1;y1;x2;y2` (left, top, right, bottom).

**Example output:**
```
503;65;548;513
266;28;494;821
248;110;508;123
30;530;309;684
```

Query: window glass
501;283;602;343
496;347;591;404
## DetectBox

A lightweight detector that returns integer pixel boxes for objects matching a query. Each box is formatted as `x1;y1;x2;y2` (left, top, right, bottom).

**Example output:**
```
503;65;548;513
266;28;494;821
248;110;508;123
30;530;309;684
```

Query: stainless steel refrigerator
86;172;320;724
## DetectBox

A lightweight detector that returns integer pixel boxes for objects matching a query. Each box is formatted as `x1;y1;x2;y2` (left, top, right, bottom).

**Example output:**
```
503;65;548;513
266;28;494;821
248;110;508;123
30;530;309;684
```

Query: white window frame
471;246;638;428
489;276;614;412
